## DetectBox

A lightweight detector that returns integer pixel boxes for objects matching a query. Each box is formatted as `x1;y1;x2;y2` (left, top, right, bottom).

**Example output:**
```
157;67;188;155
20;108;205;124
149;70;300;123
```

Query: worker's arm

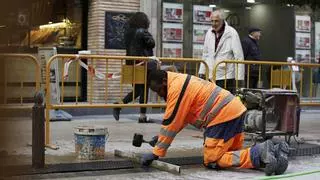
152;83;194;157
142;108;189;166
142;81;194;166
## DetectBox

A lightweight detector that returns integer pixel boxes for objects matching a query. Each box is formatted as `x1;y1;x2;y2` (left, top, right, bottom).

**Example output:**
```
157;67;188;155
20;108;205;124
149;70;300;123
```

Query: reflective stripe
156;141;171;149
232;151;241;166
160;128;177;138
199;86;222;119
203;93;235;127
192;87;222;129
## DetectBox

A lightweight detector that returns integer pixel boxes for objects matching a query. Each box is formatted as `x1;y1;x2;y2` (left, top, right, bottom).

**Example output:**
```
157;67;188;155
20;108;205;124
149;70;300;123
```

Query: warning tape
63;56;161;81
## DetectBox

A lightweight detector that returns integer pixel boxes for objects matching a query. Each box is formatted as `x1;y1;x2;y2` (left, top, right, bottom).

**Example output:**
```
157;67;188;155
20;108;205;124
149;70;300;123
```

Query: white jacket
199;22;244;80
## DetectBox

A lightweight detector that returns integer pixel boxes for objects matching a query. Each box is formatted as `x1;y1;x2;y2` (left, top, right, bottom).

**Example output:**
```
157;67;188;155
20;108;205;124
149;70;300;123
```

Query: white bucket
74;125;109;160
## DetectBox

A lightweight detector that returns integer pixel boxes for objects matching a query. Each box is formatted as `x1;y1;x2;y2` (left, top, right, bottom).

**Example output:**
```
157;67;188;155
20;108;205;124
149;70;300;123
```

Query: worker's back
165;72;246;128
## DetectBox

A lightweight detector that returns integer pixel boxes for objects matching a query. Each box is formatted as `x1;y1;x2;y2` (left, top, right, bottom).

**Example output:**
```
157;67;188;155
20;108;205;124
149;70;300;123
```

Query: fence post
32;91;45;168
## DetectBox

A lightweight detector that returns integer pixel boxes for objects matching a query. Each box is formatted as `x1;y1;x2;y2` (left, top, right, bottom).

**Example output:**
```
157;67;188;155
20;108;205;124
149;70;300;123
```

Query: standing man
141;70;290;176
198;9;244;94
241;27;262;88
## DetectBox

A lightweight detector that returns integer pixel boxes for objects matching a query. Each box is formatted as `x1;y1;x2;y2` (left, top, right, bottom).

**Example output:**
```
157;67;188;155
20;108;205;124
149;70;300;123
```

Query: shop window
22;18;81;48
0;0;85;50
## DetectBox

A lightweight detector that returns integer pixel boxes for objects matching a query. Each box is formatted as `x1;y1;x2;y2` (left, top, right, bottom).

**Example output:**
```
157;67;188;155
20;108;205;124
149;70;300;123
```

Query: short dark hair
148;70;167;85
128;12;150;29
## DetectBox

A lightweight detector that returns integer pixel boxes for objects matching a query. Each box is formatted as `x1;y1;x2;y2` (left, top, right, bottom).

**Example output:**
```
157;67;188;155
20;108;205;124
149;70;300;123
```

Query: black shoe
257;140;277;176
274;142;289;175
113;102;121;121
138;117;148;123
138;117;155;123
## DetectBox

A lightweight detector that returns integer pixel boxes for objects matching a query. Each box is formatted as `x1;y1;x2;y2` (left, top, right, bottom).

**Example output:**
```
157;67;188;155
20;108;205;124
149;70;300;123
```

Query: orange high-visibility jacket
153;72;246;157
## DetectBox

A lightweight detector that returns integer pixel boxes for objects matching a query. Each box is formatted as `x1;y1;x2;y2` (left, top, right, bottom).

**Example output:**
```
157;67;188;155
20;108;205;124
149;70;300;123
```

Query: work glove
141;153;159;166
199;74;206;80
149;135;158;147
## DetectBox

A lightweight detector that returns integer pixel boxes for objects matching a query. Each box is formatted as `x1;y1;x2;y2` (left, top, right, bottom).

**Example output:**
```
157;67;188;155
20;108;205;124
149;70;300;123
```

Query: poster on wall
295;15;311;32
163;3;183;22
162;23;183;42
193;44;203;59
193;5;212;24
295;32;311;49
105;12;133;49
295;49;311;63
315;22;320;62
162;43;183;58
193;24;211;43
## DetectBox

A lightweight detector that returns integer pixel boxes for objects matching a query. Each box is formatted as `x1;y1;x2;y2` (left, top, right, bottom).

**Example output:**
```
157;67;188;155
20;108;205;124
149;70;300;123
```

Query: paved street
1;111;320;179
6;155;320;180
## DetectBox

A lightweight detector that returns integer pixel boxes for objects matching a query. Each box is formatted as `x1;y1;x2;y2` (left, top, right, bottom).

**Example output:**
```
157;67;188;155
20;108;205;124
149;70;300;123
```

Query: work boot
113;102;121;121
274;141;290;175
251;140;277;176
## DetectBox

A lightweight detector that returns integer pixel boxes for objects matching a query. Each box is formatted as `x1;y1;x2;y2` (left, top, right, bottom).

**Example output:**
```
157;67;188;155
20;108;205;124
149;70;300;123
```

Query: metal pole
32;91;45;168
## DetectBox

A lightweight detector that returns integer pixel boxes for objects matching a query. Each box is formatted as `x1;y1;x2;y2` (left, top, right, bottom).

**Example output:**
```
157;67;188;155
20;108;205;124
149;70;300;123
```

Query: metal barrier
0;53;40;108
45;54;209;147
212;60;320;106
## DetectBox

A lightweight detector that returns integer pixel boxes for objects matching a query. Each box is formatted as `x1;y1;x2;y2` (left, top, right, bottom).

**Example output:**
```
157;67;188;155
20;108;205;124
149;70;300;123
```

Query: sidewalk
1;111;320;165
1;113;204;166
1;111;320;179
1;112;320;179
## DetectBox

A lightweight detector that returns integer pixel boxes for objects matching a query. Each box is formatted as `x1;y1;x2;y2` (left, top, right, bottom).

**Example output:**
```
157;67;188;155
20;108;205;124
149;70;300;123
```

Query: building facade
1;0;320;103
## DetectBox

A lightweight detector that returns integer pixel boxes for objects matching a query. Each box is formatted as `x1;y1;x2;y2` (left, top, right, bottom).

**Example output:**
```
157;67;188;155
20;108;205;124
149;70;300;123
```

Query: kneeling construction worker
141;70;289;176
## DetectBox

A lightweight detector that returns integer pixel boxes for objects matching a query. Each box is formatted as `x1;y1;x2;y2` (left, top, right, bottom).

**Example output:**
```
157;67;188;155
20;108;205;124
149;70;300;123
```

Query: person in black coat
241;27;262;88
113;12;156;123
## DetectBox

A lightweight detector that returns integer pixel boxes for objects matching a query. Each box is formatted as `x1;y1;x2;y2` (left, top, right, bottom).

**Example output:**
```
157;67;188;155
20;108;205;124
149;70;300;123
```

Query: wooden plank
114;149;181;174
